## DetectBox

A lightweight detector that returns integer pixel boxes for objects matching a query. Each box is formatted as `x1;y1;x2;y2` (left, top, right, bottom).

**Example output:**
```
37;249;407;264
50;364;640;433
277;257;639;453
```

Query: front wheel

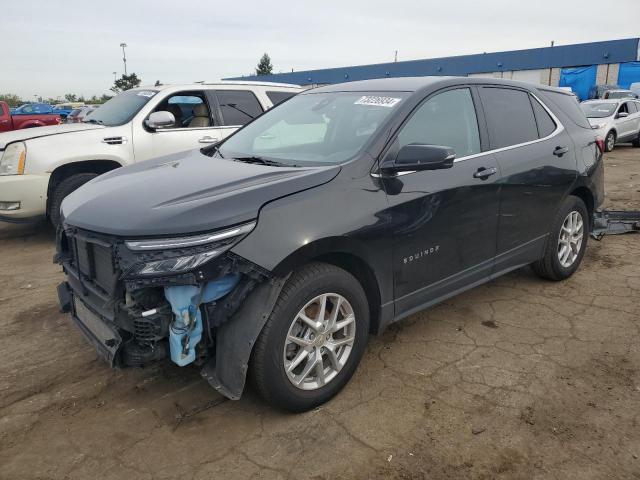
604;131;616;152
48;173;97;228
250;263;370;412
532;196;588;281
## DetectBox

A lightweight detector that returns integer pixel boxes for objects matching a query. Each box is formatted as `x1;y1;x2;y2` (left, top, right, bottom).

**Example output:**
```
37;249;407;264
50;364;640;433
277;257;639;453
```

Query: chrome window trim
453;90;565;163
373;88;565;177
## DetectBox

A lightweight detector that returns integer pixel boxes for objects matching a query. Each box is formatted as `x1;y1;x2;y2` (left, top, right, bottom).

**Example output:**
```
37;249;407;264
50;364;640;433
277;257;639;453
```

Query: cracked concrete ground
0;147;639;480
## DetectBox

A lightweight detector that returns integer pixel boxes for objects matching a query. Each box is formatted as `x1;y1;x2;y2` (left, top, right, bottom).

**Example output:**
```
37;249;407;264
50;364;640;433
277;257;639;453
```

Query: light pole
120;43;128;75
113;71;117;82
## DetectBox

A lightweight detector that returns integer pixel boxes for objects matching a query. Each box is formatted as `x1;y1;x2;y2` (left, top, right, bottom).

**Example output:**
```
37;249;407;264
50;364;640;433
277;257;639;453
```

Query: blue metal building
226;38;640;99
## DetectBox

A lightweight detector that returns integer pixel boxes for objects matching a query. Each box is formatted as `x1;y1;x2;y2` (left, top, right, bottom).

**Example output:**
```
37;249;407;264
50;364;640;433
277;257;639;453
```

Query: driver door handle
473;167;498;179
553;146;569;157
198;136;219;144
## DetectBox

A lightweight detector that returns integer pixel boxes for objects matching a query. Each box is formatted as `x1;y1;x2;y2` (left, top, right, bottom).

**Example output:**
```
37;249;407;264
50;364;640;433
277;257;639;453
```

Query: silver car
581;99;640;151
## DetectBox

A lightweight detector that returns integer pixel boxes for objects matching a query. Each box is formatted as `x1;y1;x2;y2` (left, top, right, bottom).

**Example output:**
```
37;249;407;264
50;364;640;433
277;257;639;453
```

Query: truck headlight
0;142;26;176
126;222;255;276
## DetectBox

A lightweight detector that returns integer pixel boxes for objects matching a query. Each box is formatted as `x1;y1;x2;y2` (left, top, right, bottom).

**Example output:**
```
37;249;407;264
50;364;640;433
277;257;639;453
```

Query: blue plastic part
164;273;241;367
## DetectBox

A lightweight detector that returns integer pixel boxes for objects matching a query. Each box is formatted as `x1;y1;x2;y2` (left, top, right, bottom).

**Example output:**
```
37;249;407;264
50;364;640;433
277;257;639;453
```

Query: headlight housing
0;142;26;176
126;222;255;276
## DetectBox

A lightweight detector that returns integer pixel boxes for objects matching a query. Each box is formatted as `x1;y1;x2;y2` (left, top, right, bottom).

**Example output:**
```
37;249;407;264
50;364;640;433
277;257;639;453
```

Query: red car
0;101;61;132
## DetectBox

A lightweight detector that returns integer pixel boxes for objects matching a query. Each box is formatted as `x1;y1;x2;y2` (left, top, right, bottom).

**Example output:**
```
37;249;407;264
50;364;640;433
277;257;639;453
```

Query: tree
64;93;78;102
110;73;142;94
255;53;273;76
0;94;23;107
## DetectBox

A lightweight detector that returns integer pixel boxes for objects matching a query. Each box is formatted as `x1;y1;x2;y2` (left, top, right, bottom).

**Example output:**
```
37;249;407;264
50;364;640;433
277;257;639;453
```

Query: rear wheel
250;263;369;412
632;130;640;148
532;196;588;281
604;130;616;152
48;173;97;228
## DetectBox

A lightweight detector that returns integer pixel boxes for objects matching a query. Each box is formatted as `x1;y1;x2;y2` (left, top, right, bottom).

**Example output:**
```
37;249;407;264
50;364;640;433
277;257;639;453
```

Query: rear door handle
553;146;569;157
473;167;498;179
198;136;219;144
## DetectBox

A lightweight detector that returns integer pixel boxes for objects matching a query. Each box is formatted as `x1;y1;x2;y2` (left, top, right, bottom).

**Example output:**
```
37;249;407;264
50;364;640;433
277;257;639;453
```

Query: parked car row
0;100;61;132
0;77;608;411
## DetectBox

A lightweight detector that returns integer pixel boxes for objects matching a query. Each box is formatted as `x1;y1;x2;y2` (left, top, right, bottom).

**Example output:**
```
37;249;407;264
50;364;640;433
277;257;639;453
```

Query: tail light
56;117;62;124
595;137;605;153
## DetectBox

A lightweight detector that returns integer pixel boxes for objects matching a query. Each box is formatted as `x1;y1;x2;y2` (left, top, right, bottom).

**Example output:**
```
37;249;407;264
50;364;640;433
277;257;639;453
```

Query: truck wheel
49;173;97;228
532;196;588;281
250;262;369;412
604;131;616;152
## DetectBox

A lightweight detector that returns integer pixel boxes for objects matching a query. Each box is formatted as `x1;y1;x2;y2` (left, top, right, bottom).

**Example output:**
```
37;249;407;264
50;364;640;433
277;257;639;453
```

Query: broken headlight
126;222;255;276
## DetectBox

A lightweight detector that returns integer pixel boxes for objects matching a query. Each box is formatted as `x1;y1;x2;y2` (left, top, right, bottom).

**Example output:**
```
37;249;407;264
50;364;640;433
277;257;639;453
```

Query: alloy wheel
283;293;356;390
557;210;584;268
606;133;615;152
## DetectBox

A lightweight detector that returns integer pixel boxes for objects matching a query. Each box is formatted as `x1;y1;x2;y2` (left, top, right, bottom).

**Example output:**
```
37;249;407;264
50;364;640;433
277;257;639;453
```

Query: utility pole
113;71;117;82
120;43;128;75
394;50;398;63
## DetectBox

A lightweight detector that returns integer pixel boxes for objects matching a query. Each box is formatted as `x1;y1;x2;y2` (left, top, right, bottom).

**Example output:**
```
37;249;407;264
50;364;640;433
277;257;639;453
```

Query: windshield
580;102;617;118
85;89;157;126
607;91;634;99
218;91;409;166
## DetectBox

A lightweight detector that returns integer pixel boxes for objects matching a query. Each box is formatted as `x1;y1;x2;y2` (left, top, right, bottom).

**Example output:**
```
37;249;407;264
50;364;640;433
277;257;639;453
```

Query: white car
580;98;640;152
0;81;302;225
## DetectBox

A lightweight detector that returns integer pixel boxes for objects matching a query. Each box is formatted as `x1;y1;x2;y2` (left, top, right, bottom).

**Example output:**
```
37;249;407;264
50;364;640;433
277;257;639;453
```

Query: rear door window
215;90;264;126
530;96;557;138
480;87;539;149
626;102;638;114
266;91;297;106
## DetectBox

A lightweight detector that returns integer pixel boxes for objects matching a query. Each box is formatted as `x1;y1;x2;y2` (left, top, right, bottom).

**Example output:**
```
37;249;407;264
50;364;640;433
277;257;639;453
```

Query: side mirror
617;111;629;119
382;144;456;174
146;111;175;129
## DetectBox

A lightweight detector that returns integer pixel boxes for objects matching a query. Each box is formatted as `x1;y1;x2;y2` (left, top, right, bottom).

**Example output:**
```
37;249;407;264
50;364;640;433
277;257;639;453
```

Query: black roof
306;76;575;97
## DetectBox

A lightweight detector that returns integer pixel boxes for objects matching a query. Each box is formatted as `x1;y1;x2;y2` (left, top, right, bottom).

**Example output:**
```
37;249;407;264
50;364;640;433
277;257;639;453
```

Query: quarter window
480;87;539;149
216;90;264;126
530;96;557;138
397;88;481;158
266;91;297;106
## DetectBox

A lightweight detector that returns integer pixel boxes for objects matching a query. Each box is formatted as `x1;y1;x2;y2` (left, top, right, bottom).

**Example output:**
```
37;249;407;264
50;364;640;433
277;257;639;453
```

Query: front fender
200;274;289;399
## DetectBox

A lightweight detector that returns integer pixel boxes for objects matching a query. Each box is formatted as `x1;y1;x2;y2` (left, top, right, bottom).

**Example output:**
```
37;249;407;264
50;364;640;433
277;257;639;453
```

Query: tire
604;130;616;152
632;131;640;148
250;262;370;412
48;173;97;228
532;196;588;281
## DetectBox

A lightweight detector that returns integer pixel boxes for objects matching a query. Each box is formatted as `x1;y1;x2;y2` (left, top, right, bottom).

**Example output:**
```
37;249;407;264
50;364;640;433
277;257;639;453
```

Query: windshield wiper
83;118;104;125
234;156;289;167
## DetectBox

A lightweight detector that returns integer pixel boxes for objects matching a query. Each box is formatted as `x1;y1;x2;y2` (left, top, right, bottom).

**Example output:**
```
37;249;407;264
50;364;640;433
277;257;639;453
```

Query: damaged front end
55;221;281;399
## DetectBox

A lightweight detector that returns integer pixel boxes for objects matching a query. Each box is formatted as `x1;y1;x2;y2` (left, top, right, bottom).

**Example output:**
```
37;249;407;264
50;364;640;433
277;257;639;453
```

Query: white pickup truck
0;81;302;226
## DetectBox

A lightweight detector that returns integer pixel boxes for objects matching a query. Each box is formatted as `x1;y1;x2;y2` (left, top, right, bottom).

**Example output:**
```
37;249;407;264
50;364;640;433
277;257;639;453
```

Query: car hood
0;123;104;149
61;150;341;236
587;117;611;127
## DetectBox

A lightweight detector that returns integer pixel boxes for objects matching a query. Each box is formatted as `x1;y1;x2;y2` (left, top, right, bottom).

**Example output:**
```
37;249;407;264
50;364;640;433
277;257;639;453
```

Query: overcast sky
3;0;638;99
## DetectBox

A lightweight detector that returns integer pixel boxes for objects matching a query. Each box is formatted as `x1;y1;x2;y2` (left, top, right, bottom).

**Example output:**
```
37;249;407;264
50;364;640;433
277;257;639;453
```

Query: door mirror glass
383;144;455;173
146;111;175;129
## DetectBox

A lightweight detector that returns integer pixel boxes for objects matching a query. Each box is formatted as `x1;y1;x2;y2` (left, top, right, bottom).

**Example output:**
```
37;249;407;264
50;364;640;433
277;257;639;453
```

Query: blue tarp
559;65;597;100
618;62;640;89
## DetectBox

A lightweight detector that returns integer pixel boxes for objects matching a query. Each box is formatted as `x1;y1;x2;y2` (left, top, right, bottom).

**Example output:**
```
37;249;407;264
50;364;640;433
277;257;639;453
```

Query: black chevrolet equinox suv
56;77;604;411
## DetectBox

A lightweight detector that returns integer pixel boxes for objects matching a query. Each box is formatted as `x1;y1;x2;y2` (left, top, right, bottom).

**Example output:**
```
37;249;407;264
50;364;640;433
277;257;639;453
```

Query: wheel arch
569;185;595;228
271;238;383;334
46;160;122;215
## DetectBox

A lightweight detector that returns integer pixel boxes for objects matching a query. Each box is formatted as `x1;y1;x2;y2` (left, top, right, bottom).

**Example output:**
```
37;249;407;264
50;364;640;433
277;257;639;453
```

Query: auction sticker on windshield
137;91;157;98
354;96;401;107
